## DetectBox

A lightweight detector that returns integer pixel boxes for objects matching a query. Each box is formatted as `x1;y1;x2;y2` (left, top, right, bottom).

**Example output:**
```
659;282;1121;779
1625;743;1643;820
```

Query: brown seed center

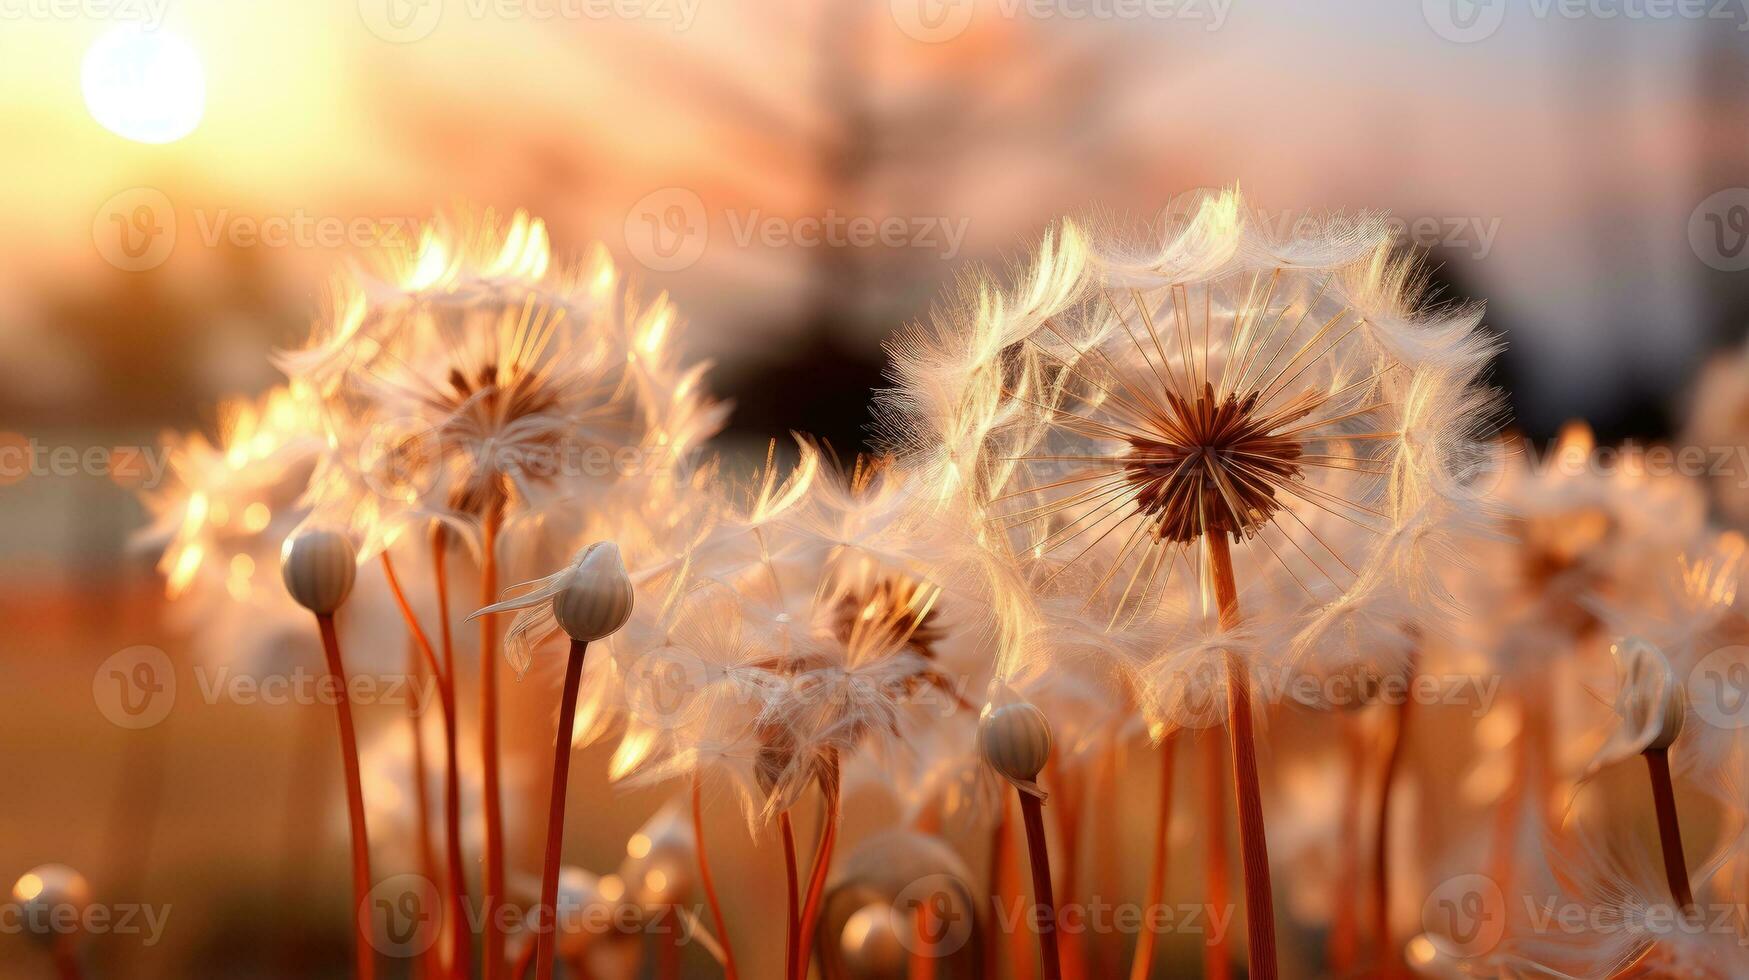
1125;383;1306;543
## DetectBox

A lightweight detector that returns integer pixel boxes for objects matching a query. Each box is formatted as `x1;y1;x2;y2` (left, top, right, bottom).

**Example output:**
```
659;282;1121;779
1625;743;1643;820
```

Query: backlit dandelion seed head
887;188;1499;701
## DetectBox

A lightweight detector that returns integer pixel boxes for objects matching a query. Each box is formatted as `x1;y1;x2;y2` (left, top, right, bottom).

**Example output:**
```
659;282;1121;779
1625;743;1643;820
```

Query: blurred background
1;0;1746;976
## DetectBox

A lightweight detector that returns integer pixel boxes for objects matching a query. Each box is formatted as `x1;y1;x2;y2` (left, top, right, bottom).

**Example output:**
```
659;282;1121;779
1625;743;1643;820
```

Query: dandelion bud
279;527;357;614
555;541;633;643
1615;636;1685;752
11;865;91;943
979;701;1052;785
840;902;907;980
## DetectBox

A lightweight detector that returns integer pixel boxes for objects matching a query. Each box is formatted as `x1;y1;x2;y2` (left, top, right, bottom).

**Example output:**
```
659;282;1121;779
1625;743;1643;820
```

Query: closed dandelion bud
555;541;633;643
279;527;357;614
12;865;91;943
979;701;1052;785
1615;636;1685;752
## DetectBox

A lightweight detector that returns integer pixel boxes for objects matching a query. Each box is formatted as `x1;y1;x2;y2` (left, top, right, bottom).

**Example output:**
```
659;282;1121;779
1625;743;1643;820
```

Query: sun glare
81;27;206;145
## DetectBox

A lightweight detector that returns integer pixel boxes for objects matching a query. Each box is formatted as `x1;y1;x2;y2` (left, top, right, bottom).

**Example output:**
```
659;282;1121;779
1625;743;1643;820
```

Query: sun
81;26;206;145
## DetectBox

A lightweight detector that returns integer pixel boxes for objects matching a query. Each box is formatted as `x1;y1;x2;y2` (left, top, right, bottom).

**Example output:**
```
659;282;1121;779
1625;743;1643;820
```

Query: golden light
626;833;652;860
12;873;44;903
81;27;206;145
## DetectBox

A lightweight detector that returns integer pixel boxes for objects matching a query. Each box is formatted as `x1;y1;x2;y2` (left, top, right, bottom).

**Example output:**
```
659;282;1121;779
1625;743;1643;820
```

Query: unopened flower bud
1615;636;1685;752
280;527;357;614
555;541;633;643
979;700;1052;785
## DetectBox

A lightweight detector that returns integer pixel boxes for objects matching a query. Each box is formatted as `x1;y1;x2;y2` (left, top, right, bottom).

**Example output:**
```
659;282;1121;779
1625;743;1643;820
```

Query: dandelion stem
691;775;739;980
405;636;437;980
1129;732;1176;980
535;639;588;980
991;801;1035;980
1373;656;1416;975
1205;531;1278;980
1200;733;1231;980
390;545;472;980
780;812;801;980
51;937;81;980
481;506;508;980
316;612;376;980
1017;790;1063;980
1644;748;1694;911
1327;716;1365;973
795;753;842;979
